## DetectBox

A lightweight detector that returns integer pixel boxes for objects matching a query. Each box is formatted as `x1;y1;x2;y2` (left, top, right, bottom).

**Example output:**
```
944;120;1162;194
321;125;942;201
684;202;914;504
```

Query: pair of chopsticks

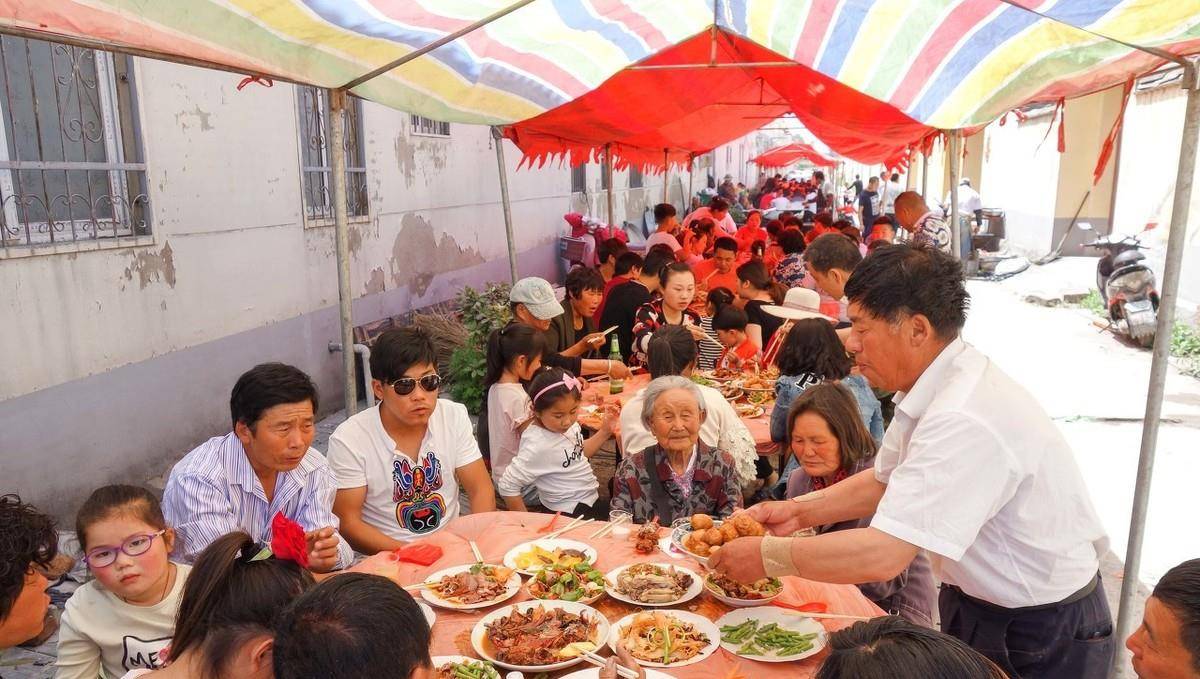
403;541;485;593
545;516;594;540
580;650;639;679
589;513;629;539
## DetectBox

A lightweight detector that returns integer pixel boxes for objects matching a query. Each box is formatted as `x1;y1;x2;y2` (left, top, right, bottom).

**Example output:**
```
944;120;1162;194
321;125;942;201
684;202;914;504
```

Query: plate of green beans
431;656;502;679
714;608;827;662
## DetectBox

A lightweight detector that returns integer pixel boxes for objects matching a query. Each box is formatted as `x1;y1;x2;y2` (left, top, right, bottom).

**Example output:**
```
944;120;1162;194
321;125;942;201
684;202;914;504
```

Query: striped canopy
3;0;1198;166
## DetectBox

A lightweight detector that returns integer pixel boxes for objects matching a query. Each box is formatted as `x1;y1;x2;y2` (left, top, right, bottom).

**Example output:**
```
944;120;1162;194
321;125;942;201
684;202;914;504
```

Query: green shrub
1079;290;1105;316
447;283;512;414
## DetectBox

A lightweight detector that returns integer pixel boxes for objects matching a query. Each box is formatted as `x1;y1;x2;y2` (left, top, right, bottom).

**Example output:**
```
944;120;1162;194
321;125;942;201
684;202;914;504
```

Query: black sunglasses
390;373;442;396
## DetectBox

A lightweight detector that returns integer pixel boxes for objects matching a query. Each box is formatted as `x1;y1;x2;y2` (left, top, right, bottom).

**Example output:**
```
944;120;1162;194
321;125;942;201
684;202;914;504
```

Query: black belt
944;572;1100;615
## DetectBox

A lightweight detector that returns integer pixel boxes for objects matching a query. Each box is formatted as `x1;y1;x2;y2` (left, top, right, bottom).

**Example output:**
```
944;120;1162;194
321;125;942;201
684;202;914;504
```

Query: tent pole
605;143;615;228
491;126;518;284
687;154;695;210
1110;63;1200;678
948;130;962;260
663;148;670;204
921;150;929;201
330;89;357;417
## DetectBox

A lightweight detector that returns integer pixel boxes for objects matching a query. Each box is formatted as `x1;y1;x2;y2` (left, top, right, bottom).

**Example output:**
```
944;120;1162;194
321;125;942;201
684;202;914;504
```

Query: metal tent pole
330;88;357;416
1110;63;1200;678
921;150;929;201
605;143;615;227
491;127;518;283
663;148;670;204
948;130;962;260
687;154;695;208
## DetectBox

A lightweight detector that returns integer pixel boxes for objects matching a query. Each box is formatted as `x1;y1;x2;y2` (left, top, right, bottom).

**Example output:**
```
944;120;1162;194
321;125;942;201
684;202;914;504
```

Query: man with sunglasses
329;327;496;552
163;363;353;572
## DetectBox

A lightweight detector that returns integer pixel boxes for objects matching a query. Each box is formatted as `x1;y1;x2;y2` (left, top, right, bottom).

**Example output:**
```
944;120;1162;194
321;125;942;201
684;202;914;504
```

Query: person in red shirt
692;236;741;295
594;251;642;326
713;305;760;370
735;211;767;252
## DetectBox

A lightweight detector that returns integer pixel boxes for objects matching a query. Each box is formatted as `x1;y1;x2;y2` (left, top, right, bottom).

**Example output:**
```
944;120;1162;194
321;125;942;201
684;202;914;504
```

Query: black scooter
1079;223;1159;347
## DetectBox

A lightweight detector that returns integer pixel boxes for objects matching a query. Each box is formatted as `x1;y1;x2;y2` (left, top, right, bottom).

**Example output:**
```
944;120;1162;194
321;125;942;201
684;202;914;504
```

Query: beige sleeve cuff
760;535;800;577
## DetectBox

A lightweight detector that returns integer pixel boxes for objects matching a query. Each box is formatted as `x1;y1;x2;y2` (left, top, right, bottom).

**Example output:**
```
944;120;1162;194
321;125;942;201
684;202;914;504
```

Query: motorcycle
1079;223;1159;348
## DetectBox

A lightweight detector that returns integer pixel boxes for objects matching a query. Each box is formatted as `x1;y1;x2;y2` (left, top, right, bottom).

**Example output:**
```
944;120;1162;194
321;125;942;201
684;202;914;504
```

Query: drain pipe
328;342;376;409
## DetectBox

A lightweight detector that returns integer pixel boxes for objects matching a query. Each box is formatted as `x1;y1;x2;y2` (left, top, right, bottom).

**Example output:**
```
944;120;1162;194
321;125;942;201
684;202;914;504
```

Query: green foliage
1078;290;1105;316
447;283;512;414
1171;322;1200;359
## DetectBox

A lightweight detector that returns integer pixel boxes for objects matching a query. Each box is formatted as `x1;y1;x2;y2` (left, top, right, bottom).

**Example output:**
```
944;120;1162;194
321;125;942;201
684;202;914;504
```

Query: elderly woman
610;376;744;524
785;383;935;626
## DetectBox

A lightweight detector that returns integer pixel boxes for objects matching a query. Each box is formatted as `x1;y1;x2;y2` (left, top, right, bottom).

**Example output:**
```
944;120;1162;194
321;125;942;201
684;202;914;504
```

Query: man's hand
709;536;767;583
600;641;646;679
581;332;608;350
684;323;709;342
743;501;812;537
608;361;633;380
305;527;341;573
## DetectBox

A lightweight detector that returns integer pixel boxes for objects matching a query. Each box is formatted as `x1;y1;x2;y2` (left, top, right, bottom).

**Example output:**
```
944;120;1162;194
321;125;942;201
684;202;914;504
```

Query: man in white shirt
643;203;701;263
712;244;1113;678
682;196;736;235
944;178;985;232
329;327;496;551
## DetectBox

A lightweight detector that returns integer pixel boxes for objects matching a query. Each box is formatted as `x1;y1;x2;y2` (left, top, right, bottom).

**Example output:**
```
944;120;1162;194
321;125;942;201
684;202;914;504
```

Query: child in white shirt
482;323;545;481
57;485;190;679
498;368;617;519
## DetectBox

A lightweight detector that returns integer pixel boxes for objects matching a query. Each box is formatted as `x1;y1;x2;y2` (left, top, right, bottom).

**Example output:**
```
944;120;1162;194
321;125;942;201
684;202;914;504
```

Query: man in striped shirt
163;363;353;571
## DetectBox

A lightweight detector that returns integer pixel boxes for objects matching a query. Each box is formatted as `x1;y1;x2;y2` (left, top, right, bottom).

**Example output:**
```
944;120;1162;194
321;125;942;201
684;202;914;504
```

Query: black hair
641;247;675;280
713;236;738;254
527;367;582;412
659;261;695;289
688;218;716;236
76;485;167;551
775;319;851;379
708;196;729;213
0;495;56;622
169;531;314;679
873;216;894;227
1152;558;1200;673
813;212;834;228
705;286;736;314
370;327;439;384
778;228;806;255
843;243;970;339
867;239;893;253
816;616;1006;679
804;233;863;274
565;267;605;299
840;225;863;243
597;237;627;266
783;216;803;229
713;305;749;332
765;219;783;238
653;203;677;223
890;173;900;182
614;251;644;277
273;573;431;679
646;325;698;379
230;363;319;430
736;260;786;304
833;218;854;232
484;324;545;389
813;171;825;181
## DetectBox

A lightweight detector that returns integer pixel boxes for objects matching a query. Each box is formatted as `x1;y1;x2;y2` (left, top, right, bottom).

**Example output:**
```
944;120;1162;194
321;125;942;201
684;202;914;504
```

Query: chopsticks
589;513;629;539
469;541;484;563
580;650;639;679
544;516;594;540
791;611;874;622
403;581;436;592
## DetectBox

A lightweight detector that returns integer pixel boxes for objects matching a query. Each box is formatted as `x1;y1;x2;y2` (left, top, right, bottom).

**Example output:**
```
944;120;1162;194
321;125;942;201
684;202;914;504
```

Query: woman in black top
736;260;786;352
546;267;606;358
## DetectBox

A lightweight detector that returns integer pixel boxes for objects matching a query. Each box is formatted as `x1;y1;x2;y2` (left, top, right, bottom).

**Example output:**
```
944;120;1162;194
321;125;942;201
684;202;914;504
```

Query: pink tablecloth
354;512;883;678
585;374;777;454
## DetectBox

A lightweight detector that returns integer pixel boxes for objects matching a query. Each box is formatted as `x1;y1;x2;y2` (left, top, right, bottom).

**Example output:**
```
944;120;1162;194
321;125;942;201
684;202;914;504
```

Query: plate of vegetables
432;656;502;679
715;607;827;662
527;562;607;604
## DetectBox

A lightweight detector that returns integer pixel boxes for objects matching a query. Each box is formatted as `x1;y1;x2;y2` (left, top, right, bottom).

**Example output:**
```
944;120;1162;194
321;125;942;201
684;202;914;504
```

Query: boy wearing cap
510;277;632;380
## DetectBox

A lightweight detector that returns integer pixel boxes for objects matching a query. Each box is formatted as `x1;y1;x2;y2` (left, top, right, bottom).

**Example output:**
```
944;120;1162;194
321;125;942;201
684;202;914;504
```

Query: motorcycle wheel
1137;332;1156;349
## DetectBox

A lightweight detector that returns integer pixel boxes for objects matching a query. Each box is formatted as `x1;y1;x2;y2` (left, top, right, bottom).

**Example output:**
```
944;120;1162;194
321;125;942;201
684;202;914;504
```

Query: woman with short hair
546;267;607;358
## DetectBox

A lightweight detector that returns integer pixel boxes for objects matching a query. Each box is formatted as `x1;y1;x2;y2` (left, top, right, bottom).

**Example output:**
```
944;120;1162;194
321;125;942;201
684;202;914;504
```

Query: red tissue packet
394;543;443;566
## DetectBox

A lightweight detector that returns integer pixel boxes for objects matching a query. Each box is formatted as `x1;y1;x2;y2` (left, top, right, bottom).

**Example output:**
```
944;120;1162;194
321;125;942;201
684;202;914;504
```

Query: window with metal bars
410;114;450;137
571;163;586;193
629;166;643;189
0;35;149;254
297;86;369;222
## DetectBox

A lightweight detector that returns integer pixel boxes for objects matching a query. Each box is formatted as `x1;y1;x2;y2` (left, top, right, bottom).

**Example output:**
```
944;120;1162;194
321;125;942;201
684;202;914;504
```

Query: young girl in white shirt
482;323;545;482
498;368;617;519
57;485;191;679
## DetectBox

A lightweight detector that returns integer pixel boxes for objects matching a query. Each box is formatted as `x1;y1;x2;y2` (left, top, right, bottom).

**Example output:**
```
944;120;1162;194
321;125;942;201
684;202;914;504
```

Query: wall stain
389;214;484;297
123;242;177;290
174;106;213;132
395;134;416;187
347;224;364;255
364;267;386;295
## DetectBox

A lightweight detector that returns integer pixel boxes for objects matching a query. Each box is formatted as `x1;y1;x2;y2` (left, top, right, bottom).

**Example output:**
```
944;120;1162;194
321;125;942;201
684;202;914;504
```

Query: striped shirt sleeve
162;472;241;564
295;463;355;569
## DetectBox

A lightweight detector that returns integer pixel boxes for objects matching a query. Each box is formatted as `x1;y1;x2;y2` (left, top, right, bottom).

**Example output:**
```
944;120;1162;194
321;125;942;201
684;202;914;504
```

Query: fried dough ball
690;514;714;531
731;513;763;537
702;527;725;546
684;534;711;556
719;521;740;543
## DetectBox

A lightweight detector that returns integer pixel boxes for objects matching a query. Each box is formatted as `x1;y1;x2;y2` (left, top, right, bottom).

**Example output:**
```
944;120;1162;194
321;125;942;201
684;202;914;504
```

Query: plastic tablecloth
351;512;883;678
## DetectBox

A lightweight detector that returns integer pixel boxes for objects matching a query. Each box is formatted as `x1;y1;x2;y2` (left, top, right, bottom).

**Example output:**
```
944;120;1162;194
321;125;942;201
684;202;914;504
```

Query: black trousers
939;576;1115;679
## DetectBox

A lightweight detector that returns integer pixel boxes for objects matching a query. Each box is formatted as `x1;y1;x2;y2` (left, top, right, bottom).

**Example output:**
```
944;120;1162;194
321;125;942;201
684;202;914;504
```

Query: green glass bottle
608;335;624;395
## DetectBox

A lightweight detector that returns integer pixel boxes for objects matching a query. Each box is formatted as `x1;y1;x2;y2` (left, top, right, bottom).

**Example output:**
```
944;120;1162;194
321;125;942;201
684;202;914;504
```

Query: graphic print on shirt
122;634;171;670
561;431;585;469
393;453;447;534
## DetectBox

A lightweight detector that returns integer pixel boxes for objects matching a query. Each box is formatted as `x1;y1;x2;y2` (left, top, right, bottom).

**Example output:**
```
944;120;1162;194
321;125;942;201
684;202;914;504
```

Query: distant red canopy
751;142;838;169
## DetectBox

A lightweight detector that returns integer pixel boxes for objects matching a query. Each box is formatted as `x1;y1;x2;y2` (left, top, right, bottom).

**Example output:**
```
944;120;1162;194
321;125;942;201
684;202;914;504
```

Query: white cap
509;277;564;320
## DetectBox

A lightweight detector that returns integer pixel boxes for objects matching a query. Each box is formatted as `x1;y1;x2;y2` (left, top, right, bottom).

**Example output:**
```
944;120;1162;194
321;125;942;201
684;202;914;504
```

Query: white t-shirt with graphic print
497;423;599;512
328;400;482;540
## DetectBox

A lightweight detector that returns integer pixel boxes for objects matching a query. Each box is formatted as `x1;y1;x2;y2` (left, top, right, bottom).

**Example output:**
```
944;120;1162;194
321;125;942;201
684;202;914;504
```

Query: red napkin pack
394;543;443;566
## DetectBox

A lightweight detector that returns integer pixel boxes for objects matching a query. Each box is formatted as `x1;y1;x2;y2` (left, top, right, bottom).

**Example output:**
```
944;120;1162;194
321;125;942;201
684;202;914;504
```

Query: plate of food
736;373;776;393
527;562;607;604
431;656;502;679
695;368;739;383
472;601;610;672
704;571;783;607
733;402;765;418
419;601;437;627
420;563;522;610
672;513;766;565
578;403;619;430
718;383;743;401
608;610;720;668
715;607;827;662
558;667;674;679
504;539;599;576
605;562;702;607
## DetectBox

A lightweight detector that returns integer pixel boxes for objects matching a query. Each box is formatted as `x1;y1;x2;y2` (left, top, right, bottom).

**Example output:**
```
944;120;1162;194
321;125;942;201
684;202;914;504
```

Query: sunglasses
84;530;166;568
390;373;442;396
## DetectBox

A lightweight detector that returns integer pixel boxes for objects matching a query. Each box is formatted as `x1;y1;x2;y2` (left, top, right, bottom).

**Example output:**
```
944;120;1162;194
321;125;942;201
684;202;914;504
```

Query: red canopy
751;142;838;169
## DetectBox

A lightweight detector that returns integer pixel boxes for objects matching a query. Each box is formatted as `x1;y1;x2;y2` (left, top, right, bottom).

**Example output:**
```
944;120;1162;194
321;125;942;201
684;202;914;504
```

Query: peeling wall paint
122;241;177;290
389;213;485;296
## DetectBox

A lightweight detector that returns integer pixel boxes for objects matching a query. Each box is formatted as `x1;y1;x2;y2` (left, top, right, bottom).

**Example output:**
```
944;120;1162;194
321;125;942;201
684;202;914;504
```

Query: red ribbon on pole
1093;80;1134;186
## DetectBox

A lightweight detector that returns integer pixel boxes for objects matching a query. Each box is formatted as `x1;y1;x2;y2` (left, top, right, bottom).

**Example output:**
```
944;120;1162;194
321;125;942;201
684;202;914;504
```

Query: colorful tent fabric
3;1;1199;167
751;142;838;169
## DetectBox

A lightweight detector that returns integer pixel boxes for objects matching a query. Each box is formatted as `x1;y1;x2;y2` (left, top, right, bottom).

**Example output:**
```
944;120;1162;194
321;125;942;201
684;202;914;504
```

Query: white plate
421;564;522;610
714;607;828;662
471;600;610;673
431;656;502;679
669;521;723;566
604;563;702;607
703;574;783;608
607;610;721;668
503;539;599;576
419;601;437;627
559;668;674;679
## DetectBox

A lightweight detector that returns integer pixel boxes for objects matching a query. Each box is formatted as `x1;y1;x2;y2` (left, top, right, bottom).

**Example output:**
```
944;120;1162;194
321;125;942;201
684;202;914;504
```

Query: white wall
980;114;1061;254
